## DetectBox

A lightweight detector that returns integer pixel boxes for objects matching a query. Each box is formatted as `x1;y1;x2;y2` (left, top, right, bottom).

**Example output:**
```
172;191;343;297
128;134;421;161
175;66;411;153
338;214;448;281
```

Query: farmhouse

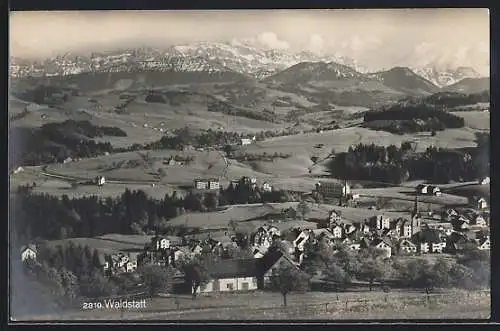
152;236;183;250
476;197;488;210
414;229;445;254
190;250;297;295
477;236;490;250
63;157;73;164
316;182;351;198
240;138;254;146
398;239;417;254
95;175;106;187
479;176;490;185
416;184;441;196
12;166;24;175
194;178;220;190
330;225;343;239
371;238;393;258
21;244;37;262
261;182;273;192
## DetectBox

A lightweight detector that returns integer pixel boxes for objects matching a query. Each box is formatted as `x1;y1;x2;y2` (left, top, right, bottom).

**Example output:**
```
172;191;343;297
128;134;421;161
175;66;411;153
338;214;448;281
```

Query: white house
328;210;343;225
96;175;106;187
331;225;343;239
63;157;73;164
416;184;429;195
398;239;417;254
431;242;446;253
21;244;37;262
240;138;253;146
478;237;490;250
12;166;24;175
126;260;138;273
479;177;490;185
371;238;392;258
262;182;273;192
194;178;220;190
431;186;442;196
476;197;488;210
293;230;311;252
419;242;430;254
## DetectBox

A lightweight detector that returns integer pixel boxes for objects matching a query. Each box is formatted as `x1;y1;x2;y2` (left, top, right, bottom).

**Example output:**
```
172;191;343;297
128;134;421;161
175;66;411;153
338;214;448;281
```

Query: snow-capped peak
411;64;481;88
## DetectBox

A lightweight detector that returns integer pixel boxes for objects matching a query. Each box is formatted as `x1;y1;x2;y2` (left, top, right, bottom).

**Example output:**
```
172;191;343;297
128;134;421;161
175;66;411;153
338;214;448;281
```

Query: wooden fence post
345;299;348;310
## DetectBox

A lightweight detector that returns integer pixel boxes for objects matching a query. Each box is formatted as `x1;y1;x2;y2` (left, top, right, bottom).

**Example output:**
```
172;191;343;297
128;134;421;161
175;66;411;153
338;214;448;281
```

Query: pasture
451;110;490;131
46;236;147;255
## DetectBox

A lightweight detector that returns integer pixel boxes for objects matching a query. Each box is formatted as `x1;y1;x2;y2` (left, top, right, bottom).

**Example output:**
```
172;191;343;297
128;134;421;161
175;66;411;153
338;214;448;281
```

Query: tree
140;265;174;297
130;222;145;235
269;264;310;307
181;259;211;299
79;272;119;298
449;263;475;289
296;200;311;220
203;193;218;211
356;259;387;291
325;263;351;291
158;168;167;179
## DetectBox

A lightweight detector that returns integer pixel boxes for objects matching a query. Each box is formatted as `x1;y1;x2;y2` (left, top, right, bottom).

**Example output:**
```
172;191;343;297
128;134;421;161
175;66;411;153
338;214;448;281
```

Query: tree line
363;103;466;134
301;242;490;294
328;139;488;184
14;179;296;242
22;242;122;305
16;120;126;166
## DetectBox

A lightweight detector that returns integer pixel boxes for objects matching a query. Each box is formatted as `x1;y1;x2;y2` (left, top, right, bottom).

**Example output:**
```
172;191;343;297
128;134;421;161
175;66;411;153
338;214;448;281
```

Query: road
40;170;159;186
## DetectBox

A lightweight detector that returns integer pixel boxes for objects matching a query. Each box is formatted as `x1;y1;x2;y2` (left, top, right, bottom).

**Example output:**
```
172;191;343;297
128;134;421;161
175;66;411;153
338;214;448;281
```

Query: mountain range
10;41;489;109
11;40;485;86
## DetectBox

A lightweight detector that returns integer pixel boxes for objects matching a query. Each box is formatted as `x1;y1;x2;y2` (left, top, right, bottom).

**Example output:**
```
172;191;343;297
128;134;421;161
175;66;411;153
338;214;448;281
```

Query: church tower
411;194;421;235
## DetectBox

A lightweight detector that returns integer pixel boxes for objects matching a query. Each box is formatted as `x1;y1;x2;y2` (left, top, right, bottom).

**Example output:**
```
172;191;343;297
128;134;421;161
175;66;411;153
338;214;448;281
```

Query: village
20;172;490;298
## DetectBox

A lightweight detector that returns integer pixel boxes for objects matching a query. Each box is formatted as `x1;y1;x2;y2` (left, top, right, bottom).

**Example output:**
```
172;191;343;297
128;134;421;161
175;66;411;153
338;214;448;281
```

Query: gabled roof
398;238;416;247
478;236;490;246
21;244;37;254
371;238;393;248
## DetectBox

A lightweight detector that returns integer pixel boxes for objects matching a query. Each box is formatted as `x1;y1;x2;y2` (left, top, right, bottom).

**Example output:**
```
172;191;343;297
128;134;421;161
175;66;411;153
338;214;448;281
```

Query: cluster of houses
416;184;442;196
193;176;273;193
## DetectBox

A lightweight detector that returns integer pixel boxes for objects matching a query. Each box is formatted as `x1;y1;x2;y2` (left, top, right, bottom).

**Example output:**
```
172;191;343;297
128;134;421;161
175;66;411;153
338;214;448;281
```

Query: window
226;283;234;291
242;282;249;291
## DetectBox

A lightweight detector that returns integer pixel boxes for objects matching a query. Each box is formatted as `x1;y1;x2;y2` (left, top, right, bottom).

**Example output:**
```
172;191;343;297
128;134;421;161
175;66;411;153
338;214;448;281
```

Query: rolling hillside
369;67;440;95
444;77;490;94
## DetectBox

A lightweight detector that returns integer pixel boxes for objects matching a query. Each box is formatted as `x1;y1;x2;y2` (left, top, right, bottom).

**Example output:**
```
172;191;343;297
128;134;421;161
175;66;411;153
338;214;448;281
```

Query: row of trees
301;242;490;294
403;91;489;109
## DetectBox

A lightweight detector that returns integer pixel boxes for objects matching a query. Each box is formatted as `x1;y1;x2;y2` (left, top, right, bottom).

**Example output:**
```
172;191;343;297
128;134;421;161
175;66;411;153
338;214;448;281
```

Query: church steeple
411;193;421;235
412;193;419;217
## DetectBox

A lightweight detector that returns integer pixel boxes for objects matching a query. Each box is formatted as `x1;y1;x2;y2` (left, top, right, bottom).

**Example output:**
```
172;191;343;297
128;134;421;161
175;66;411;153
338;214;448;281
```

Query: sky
10;9;490;75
